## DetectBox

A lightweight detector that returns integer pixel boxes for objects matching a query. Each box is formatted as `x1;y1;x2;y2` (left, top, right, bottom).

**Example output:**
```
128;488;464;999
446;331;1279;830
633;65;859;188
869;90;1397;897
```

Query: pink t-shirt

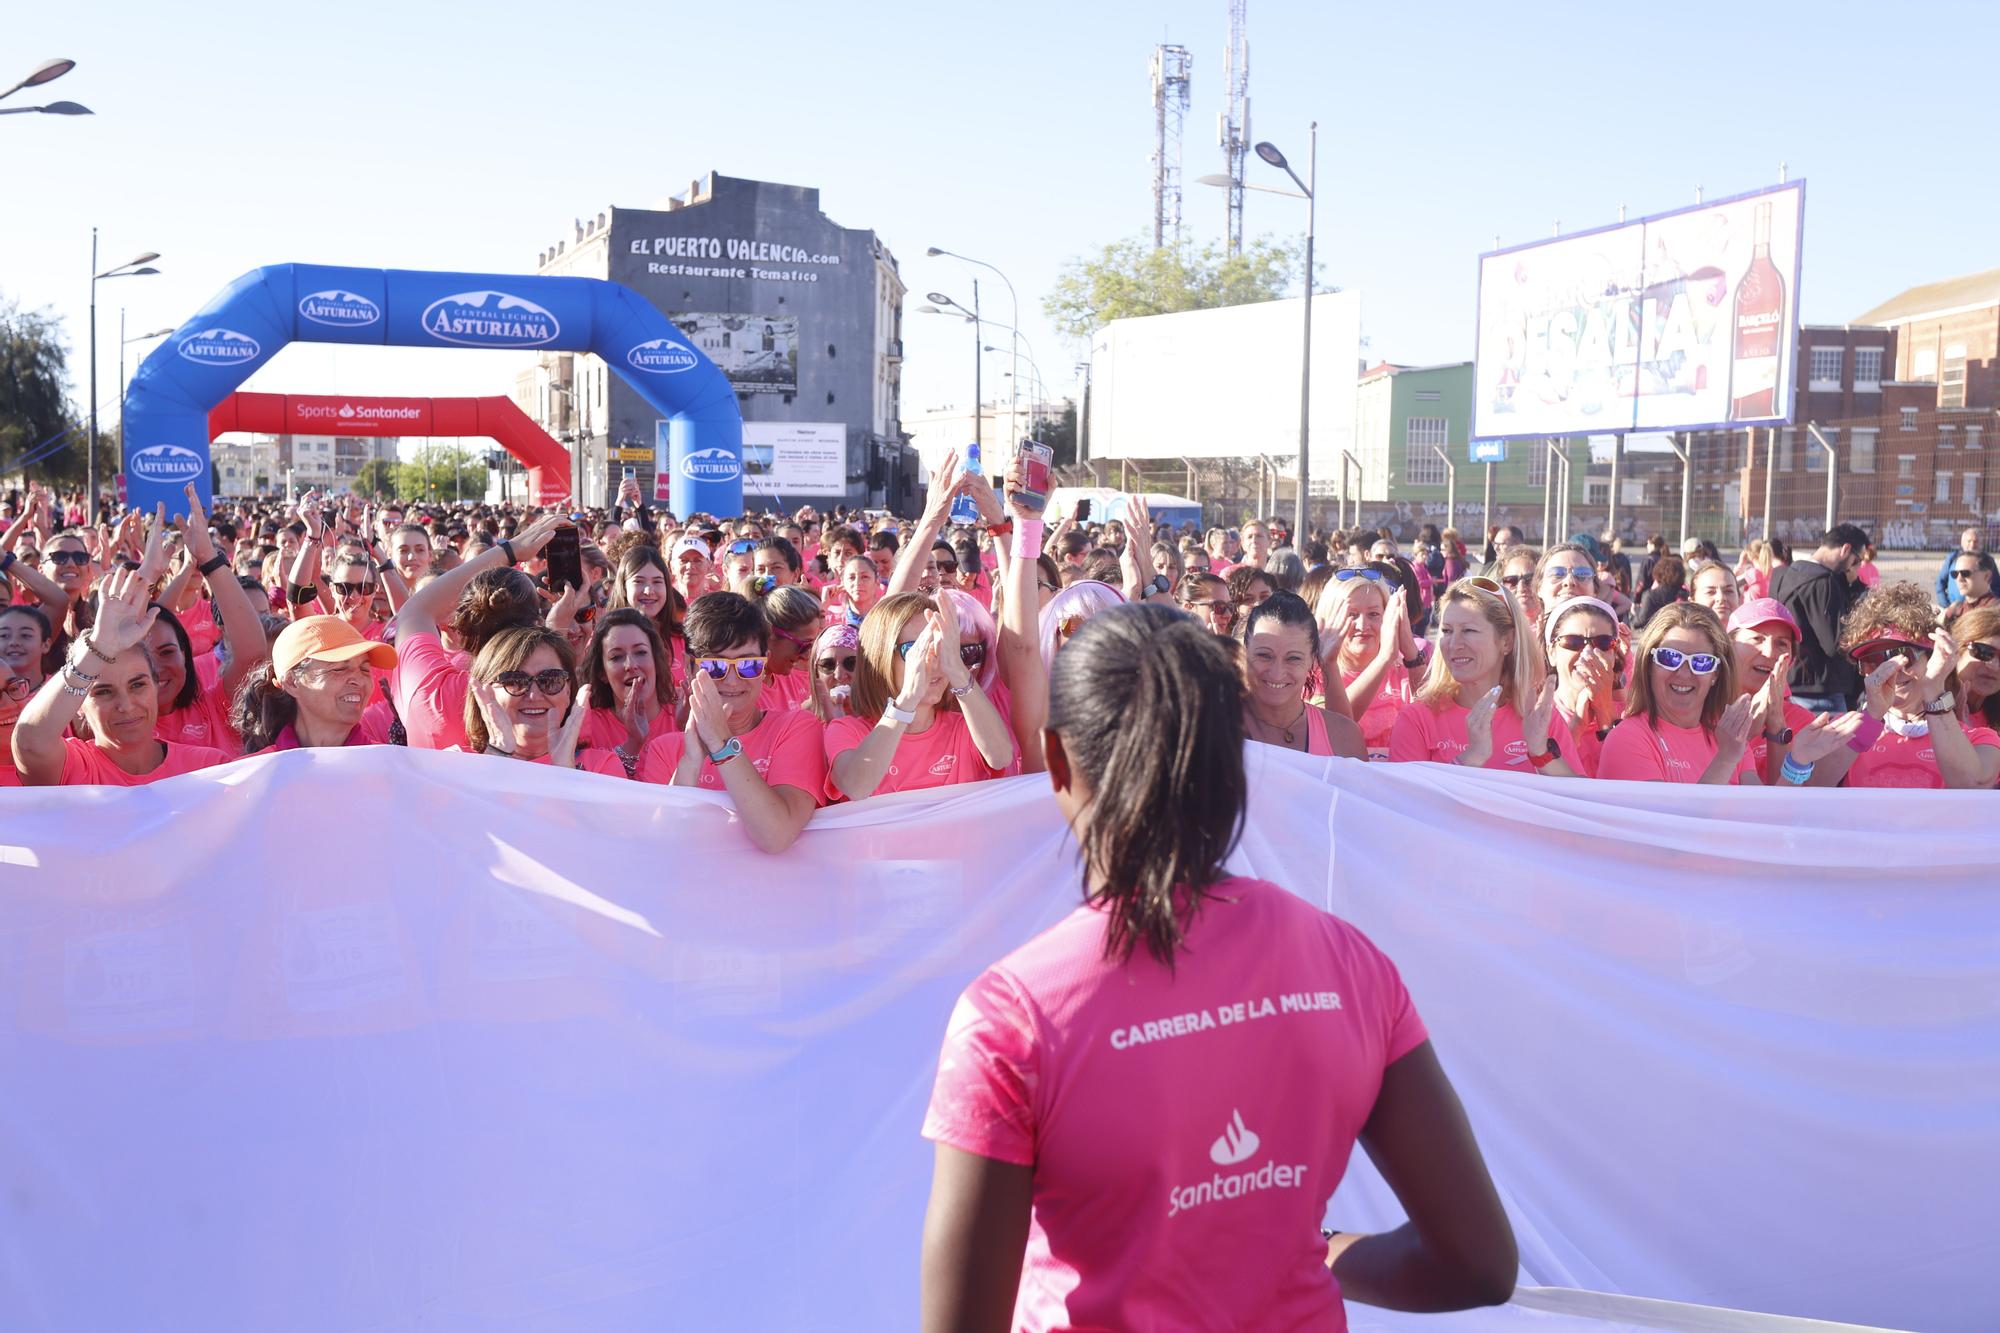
156;652;238;750
1740;700;1816;781
1340;657;1413;759
440;744;626;777
636;707;825;799
759;666;812;713
923;876;1427;1333
358;698;397;745
57;736;231;786
265;721;380;751
823;709;1000;799
1386;696;1576;773
1597;716;1750;784
181;596;220;657
1844;722;2000;789
577;705;674;756
391;631;472;751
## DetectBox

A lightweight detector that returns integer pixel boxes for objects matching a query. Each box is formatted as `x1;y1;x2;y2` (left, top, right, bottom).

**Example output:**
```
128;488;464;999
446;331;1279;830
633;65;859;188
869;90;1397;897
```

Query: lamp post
928;247;1018;459
0;57;91;117
923;288;984;453
89;231;160;520
1253;129;1317;537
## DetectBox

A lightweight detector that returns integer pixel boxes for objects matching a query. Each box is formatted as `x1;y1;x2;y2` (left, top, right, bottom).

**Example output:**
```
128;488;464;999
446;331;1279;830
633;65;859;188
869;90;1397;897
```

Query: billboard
741;421;847;497
1473;181;1805;439
1085;292;1362;483
671;313;798;394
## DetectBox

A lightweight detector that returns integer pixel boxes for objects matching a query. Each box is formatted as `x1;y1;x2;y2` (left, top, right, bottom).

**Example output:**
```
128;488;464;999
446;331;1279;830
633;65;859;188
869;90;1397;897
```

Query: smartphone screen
545;525;584;592
1015;441;1054;510
623;466;637;481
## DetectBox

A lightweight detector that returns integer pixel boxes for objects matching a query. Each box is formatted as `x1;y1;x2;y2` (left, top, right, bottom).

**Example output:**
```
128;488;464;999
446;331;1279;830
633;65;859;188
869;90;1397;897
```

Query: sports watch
706;737;744;765
1526;737;1562;771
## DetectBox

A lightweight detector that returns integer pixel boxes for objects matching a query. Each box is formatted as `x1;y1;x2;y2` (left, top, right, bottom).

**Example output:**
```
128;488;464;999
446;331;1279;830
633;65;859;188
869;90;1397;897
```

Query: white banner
0;747;1988;1332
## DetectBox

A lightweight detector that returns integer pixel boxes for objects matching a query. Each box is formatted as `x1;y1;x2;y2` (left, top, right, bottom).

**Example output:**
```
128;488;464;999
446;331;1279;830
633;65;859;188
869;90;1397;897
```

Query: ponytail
231;662;299;754
1048;602;1246;968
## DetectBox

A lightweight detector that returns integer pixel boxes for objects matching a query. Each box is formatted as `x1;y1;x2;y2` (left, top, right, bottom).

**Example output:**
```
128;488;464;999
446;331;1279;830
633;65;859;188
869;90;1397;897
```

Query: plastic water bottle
949;441;981;525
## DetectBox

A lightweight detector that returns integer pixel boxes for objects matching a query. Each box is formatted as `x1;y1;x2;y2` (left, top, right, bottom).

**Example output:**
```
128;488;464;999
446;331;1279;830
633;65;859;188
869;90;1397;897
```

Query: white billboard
741;421;846;497
1085;291;1362;482
1473;181;1805;439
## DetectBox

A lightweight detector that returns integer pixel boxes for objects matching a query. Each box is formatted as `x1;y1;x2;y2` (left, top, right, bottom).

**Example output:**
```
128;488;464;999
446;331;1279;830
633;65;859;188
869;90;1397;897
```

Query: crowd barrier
1;747;1990;1331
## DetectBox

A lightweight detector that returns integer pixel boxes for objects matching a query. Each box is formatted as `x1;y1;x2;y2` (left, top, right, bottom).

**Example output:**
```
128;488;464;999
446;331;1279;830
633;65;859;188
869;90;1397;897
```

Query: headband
1542;596;1620;643
813;624;859;657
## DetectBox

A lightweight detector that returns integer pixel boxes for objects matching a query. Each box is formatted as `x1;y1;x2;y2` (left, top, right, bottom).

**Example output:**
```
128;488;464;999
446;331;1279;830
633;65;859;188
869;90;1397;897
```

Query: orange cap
272;615;398;678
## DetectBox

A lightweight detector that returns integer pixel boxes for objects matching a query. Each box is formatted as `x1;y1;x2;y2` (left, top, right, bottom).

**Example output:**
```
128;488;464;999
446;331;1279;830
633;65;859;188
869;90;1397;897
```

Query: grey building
529;173;913;510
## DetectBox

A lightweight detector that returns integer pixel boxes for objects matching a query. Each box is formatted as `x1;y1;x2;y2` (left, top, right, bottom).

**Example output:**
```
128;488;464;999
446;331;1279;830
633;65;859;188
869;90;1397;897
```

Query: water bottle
949;442;981;525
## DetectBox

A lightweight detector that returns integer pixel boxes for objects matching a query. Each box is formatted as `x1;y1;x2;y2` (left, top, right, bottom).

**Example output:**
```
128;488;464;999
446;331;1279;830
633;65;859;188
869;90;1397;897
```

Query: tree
352;458;398;499
1038;401;1079;468
397;445;488;503
1042;235;1315;342
0;298;84;486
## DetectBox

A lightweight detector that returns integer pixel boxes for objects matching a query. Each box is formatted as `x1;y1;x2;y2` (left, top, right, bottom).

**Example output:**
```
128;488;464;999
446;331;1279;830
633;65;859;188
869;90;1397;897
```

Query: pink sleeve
636;732;687;785
1595;719;1667;782
1385;702;1429;764
58;737;96;786
763;711;827;804
392;632;464;750
822;714;869;800
921;968;1040;1167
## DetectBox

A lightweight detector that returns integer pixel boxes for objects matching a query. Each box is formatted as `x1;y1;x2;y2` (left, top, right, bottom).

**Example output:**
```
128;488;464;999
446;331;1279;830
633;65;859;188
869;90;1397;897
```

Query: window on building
1936;471;1953;504
1404;417;1449;485
1778;429;1795;472
1901;407;1919;432
1805;427;1833;472
1964;473;1981;509
1850;428;1877;475
1526;443;1548;487
1939;424;1956;450
1413;390;1441;402
1809;346;1844;387
1913;347;1937;380
1854;346;1884;389
1967;426;1983;452
1897;455;1916;480
1941;344;1967;409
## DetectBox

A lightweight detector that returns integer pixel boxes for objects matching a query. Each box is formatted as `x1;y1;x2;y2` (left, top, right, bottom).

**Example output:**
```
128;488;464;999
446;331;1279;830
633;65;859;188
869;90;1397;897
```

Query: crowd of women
2;451;1995;829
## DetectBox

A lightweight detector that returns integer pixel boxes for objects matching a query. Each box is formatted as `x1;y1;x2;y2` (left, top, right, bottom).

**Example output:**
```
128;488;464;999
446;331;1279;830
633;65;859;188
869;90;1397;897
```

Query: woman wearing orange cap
235;616;400;753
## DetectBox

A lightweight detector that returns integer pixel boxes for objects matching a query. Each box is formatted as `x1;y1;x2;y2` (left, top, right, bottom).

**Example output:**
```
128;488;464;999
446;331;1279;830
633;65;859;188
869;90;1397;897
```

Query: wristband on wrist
1780;752;1816;785
197;552;229;576
1016;518;1044;553
881;700;917;727
498;538;517;567
1847;714;1885;754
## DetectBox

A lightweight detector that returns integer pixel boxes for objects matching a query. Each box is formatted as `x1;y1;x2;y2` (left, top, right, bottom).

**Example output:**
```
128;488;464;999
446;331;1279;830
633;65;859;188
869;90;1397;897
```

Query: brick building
1856;267;1999;411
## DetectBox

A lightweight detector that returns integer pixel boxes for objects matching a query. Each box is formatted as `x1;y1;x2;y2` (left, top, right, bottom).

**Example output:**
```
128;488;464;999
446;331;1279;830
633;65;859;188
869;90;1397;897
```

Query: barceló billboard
1472;181;1805;439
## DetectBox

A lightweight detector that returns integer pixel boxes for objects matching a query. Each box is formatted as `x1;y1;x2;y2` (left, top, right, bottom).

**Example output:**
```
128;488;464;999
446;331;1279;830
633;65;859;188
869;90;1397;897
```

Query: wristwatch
1401;653;1426;670
1765;726;1794;746
1527;737;1562;771
288;584;319;607
1150;573;1172;597
883;700;918;726
1923;690;1956;717
706;736;744;765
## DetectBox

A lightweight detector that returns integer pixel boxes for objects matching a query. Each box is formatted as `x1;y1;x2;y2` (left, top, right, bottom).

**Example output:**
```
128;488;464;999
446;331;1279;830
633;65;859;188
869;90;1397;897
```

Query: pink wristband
1846;714;1885;754
1016;518;1044;554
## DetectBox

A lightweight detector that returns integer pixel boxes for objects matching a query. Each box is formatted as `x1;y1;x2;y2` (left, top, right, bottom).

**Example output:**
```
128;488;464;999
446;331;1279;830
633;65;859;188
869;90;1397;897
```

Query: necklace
1250;702;1310;746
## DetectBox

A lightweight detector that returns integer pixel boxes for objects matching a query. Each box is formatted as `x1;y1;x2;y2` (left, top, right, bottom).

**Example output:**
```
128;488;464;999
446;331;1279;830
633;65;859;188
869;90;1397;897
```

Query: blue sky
3;1;1994;464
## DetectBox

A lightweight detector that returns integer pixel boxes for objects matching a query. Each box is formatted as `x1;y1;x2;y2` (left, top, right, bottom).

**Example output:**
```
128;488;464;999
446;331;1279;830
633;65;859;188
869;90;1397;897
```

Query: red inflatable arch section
208;392;569;503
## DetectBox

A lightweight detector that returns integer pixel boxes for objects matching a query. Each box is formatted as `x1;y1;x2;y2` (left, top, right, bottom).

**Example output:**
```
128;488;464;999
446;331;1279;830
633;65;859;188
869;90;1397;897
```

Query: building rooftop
1854;266;2000;326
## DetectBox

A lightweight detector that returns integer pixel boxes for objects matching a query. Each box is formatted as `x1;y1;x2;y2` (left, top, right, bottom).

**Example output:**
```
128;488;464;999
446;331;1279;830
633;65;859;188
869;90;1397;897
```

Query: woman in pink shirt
148;491;269;750
825;591;1014;800
454;625;608;774
1542;597;1628;778
1724;598;1816;784
638;592;824;852
921;601;1516;1331
755;583;820;713
1243;592;1365;758
805;623;858;724
235;616;399;753
1597;604;1764;784
575;608;678;774
607;544;688;694
0;660;35;786
1387;578;1576;775
11;568;232;786
1317;568;1419;758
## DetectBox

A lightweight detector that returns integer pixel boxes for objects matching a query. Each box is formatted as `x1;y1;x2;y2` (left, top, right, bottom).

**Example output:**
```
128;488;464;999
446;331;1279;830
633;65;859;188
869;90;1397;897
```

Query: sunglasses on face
1554;633;1618;653
1543;565;1593;582
1184;598;1235;621
1500;573;1532;589
1649;647;1720;675
1855;643;1930;673
493;668;571;697
771;624;813;649
815;654;857;676
45;550;89;567
694;656;768;681
1037;580;1061;595
331;581;376;598
936;559;958;574
1952;569;1984;580
1966;641;1999;663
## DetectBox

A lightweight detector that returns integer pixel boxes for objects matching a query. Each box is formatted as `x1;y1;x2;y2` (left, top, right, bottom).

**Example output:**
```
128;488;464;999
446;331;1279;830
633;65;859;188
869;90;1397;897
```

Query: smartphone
545;524;584;593
1074;498;1093;526
1014;440;1054;512
623;466;636;481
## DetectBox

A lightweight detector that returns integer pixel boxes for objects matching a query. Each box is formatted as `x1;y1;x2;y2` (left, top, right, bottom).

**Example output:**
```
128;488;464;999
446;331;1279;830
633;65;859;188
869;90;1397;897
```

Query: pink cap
1727;597;1799;639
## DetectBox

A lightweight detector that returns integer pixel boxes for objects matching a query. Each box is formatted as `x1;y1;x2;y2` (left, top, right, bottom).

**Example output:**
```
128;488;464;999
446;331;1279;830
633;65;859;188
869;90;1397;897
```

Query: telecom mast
1218;0;1250;254
1150;44;1192;249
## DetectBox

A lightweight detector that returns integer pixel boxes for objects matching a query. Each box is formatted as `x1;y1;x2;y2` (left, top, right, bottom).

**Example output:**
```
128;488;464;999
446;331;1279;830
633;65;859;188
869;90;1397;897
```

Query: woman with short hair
1388;577;1574;774
920;602;1516;1331
1489;545;1542;628
756;583;822;712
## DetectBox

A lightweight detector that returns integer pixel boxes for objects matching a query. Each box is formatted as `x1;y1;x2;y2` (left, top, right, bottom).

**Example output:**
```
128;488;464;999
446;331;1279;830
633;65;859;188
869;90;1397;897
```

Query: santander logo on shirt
1167;1108;1310;1219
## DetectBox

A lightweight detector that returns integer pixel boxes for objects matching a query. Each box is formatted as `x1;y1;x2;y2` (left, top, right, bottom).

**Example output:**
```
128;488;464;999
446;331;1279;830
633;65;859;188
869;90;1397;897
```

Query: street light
89;231;161;517
117;313;174;424
1253;130;1317;534
928;247;1019;459
1195;172;1306;200
924;288;985;452
0;59;92;117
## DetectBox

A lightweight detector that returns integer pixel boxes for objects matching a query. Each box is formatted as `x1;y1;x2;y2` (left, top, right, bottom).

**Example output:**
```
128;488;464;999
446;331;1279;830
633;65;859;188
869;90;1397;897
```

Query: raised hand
1920;631;1957;705
1714;694;1755;758
88;567;161;658
549;692;589;770
687;665;732;753
178;483;219;563
1860;656;1900;719
1790;711;1867;765
1522;675;1558;753
894;623;940;712
932;608;969;688
1459;685;1500;768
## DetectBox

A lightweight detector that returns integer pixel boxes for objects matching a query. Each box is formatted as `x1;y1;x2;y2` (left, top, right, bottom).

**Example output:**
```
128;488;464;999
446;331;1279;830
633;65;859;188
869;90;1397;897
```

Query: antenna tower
1219;0;1250;254
1150;44;1192;248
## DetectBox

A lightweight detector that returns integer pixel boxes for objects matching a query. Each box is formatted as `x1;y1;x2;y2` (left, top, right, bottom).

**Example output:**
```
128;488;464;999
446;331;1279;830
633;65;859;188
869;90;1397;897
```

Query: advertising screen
741;421;847;497
671;313;798;394
1472;182;1804;439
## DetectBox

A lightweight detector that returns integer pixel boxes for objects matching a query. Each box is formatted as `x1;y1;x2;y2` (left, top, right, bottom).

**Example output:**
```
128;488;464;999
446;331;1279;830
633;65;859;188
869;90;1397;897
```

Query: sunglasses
1037;580;1061;595
1951;569;1985;580
331;581;376;598
1500;573;1532;589
728;539;758;556
45;550;90;567
1543;565;1594;582
1966;642;1999;663
1554;633;1618;653
1649;647;1720;675
1183;598;1235;620
1333;568;1387;584
1;675;32;701
1058;612;1088;641
936;559;959;574
493;668;571;697
1464;576;1505;596
815;654;858;676
1855;643;1930;673
771;624;813;649
694;656;768;681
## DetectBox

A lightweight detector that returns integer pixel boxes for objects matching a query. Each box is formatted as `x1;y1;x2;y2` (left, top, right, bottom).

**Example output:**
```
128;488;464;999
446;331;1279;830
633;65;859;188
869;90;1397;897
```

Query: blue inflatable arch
123;264;743;517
